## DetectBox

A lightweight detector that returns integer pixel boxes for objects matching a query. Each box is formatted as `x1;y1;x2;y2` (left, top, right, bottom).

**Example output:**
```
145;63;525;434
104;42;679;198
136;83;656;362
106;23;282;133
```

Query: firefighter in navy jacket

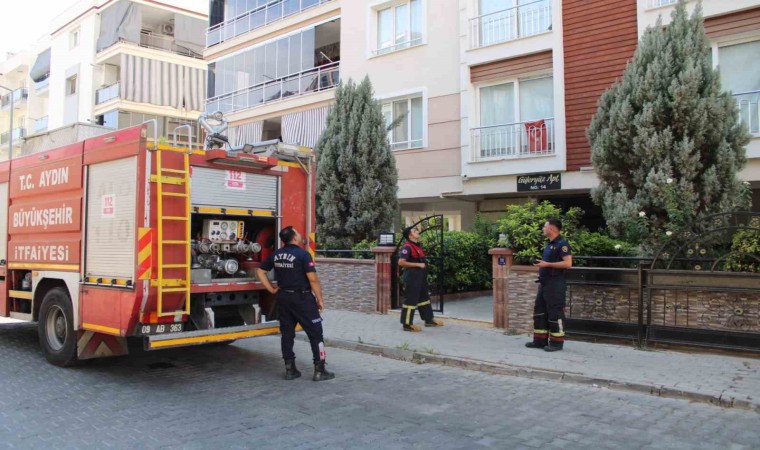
257;226;335;381
527;218;573;352
398;227;444;331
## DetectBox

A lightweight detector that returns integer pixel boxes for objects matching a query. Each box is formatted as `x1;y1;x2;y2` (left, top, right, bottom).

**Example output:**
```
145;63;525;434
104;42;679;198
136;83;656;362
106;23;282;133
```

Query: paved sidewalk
317;310;760;412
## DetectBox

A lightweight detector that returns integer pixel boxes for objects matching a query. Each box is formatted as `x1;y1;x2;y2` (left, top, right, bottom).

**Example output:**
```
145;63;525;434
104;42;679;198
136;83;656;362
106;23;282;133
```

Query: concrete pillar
372;246;396;314
489;248;514;329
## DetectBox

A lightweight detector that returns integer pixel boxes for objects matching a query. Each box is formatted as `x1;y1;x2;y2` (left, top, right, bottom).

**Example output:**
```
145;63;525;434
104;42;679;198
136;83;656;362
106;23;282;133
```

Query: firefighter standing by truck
398;227;444;332
527;219;573;352
256;226;335;381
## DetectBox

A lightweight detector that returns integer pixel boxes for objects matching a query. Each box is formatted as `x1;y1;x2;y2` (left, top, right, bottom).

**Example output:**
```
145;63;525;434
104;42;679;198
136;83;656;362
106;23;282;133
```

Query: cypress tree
587;0;751;251
315;76;399;248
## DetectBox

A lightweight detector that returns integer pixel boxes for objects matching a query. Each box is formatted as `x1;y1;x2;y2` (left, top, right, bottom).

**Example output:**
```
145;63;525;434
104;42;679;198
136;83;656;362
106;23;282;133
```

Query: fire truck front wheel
38;288;77;367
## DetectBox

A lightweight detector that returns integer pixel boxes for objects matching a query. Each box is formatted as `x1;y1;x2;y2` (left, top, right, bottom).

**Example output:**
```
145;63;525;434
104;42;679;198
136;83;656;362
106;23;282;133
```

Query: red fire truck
0;123;315;366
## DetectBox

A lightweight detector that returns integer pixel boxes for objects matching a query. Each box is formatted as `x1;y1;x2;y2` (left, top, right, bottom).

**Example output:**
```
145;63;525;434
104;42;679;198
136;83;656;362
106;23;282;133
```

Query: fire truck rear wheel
38;287;77;367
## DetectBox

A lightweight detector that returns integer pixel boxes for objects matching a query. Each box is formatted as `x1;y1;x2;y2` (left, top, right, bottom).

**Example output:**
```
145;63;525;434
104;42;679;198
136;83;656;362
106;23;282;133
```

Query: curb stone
304;335;760;413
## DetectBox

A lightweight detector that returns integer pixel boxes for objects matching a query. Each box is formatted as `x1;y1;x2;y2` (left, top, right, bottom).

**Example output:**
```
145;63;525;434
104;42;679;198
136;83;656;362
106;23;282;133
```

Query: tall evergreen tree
587;0;751;251
315;76;399;248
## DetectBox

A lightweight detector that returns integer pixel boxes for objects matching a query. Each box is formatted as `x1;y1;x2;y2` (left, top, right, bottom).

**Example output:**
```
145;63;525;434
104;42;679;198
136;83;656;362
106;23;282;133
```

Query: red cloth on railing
524;119;548;152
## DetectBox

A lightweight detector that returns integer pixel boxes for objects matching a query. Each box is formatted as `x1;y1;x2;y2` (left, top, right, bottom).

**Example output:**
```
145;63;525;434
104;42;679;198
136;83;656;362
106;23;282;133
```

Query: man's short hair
279;226;296;244
547;218;562;231
402;227;414;239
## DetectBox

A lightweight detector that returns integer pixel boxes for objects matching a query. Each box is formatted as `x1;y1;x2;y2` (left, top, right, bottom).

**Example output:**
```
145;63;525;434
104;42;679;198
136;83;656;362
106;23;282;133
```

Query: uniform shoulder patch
401;248;408;254
562;246;569;252
309;261;315;267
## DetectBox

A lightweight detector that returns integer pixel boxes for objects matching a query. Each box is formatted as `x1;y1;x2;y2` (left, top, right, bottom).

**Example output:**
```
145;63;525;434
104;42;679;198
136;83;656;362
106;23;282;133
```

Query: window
473;0;551;48
382;94;424;150
375;0;423;55
66;75;78;96
717;40;760;135
475;76;554;158
69;28;80;49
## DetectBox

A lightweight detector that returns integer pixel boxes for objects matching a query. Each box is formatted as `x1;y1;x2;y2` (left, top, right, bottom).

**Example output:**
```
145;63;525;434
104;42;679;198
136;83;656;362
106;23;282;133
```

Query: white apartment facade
200;0;760;232
2;0;210;152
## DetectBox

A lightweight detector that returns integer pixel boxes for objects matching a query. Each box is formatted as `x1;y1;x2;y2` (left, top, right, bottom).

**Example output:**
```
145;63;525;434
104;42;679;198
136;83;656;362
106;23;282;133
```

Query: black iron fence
566;258;760;352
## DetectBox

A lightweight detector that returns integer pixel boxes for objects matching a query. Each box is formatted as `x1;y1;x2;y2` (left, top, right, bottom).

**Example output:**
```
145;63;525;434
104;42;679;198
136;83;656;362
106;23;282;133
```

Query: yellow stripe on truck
148;326;281;349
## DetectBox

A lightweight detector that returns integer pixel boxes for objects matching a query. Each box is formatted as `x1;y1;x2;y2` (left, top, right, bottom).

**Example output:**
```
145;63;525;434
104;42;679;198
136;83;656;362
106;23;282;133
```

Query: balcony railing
33;116;49;134
735;90;760;136
1;88;29;108
470;118;555;161
139;32;202;59
470;0;552;49
207;0;333;48
206;61;340;115
96;83;121;104
647;0;677;9
0;127;26;145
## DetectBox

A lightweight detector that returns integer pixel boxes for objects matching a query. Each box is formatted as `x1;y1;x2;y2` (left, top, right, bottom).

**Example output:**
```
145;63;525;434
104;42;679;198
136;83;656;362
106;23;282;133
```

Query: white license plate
138;323;184;336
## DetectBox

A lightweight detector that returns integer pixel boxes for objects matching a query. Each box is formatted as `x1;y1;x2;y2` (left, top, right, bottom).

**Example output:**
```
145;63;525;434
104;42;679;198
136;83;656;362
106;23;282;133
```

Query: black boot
525;340;548;349
284;359;301;380
544;341;564;352
313;361;335;381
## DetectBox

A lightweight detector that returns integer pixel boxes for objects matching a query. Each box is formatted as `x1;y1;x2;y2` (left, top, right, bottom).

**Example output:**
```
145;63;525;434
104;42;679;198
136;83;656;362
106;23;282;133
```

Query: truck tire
38;287;77;367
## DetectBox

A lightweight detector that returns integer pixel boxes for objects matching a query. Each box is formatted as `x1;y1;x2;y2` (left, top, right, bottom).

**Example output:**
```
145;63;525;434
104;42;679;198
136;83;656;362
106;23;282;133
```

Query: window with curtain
376;0;423;55
382;95;424;150
477;77;554;157
718;40;760;134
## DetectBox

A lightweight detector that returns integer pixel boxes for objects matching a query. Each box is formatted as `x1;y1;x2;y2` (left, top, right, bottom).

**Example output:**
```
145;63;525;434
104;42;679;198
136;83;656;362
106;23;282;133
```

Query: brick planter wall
316;258;376;313
506;266;540;333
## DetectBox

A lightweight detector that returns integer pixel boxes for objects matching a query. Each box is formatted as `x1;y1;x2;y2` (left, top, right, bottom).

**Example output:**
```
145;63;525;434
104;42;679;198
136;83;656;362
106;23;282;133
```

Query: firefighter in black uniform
527;218;572;352
398;227;444;332
256;226;335;381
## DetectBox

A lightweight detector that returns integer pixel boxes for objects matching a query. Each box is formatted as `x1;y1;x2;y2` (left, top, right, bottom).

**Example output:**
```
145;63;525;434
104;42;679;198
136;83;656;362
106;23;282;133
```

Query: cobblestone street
0;322;758;450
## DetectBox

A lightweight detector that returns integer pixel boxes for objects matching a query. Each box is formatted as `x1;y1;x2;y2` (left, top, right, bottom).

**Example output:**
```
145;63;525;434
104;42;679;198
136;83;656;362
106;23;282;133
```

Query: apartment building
201;0;759;231
0;51;29;161
456;0;760;225
0;0;209;157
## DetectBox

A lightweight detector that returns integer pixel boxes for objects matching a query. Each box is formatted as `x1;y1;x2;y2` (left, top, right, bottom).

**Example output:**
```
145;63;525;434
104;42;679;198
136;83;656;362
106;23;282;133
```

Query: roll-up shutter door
85;156;137;279
190;167;277;211
0;182;7;262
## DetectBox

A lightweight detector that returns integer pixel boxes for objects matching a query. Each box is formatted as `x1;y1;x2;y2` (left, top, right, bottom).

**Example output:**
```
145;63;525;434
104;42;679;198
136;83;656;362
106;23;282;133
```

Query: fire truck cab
0;121;315;366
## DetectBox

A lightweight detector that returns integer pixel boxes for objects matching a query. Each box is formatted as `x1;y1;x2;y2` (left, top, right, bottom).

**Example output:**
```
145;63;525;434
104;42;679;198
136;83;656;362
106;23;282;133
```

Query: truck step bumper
146;322;280;350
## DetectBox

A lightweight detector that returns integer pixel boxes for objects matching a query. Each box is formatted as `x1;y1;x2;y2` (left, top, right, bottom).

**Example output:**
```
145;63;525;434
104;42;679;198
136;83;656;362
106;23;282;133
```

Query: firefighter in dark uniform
398;227;444;332
527;218;572;352
256;226;335;381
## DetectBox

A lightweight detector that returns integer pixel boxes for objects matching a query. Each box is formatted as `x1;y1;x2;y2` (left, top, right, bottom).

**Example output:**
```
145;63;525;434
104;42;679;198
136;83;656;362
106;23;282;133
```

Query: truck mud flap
146;322;281;350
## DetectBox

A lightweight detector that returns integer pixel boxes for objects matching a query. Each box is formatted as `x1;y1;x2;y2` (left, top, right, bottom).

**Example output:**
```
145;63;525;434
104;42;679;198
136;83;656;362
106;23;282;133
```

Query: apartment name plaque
516;173;561;192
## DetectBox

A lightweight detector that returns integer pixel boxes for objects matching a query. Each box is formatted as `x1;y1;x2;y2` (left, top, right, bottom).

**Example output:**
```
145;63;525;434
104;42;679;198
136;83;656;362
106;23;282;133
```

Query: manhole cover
147;362;176;370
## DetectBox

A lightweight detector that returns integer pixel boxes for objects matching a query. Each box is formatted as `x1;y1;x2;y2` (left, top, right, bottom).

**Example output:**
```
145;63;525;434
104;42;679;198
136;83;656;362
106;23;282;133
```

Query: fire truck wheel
38;287;78;367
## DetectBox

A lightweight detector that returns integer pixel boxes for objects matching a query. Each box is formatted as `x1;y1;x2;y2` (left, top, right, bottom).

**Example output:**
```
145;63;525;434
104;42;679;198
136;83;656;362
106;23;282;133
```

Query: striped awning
281;106;330;149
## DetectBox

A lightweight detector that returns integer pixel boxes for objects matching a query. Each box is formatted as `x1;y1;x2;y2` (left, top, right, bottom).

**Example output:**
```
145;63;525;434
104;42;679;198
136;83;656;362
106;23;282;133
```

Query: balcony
0;127;26;146
35;78;50;92
736;90;759;136
98;32;203;59
33;116;49;134
96;83;121;105
646;0;677;9
207;0;333;48
1;88;29;109
206;61;340;115
470;118;555;162
139;31;202;59
470;0;552;49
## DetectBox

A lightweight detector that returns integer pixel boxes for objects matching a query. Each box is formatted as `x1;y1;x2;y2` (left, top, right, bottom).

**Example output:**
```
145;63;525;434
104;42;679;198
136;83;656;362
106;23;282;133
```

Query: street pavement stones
1;321;759;449
318;309;760;411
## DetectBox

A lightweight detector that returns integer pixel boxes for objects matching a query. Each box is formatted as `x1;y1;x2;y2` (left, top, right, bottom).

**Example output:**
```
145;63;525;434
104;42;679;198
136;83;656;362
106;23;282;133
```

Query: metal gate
565;212;760;352
391;215;445;313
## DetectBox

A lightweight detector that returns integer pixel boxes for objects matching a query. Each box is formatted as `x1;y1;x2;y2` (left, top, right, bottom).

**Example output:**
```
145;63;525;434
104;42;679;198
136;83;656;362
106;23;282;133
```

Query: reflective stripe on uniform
533;329;549;334
417;300;431;307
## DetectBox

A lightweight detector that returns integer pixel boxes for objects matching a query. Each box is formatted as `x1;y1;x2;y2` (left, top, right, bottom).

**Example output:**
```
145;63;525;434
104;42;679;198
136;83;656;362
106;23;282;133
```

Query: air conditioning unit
161;23;174;36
